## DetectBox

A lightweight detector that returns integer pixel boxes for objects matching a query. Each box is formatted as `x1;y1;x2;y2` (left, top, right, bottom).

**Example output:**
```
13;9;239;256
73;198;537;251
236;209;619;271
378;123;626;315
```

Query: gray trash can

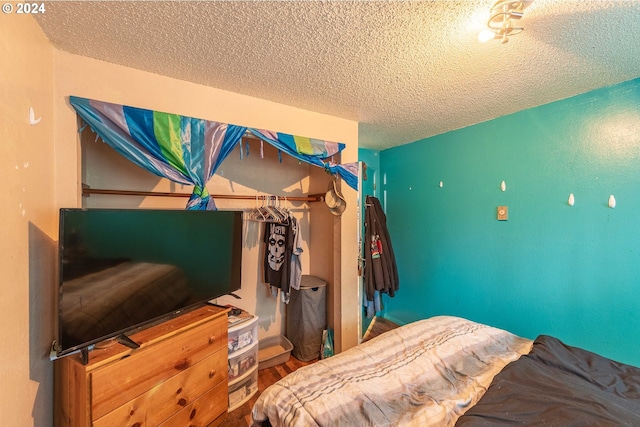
286;275;327;361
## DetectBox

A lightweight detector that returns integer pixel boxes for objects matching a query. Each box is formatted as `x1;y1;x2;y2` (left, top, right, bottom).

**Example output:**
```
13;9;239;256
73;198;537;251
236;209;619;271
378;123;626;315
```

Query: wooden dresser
54;305;229;427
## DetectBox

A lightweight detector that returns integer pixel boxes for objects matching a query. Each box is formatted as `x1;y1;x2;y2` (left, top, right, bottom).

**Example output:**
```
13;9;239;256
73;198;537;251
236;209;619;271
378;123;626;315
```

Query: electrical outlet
497;206;508;221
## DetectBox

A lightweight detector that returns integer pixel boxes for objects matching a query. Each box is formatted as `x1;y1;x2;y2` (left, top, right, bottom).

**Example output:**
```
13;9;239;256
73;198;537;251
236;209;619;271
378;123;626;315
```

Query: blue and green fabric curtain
247;128;358;190
70;96;358;210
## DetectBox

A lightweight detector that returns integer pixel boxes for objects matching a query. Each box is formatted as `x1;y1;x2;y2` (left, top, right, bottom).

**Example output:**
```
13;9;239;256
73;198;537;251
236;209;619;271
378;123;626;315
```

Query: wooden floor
362;316;401;343
219;356;318;427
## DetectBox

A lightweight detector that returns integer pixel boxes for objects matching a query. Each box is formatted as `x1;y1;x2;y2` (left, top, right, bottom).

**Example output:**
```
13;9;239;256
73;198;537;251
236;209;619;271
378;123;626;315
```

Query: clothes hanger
249;195;268;222
275;196;290;225
259;196;274;221
263;196;280;222
247;195;289;224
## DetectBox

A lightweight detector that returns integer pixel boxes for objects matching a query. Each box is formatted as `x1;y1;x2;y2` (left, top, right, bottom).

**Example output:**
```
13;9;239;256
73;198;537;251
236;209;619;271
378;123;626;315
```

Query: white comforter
251;316;532;427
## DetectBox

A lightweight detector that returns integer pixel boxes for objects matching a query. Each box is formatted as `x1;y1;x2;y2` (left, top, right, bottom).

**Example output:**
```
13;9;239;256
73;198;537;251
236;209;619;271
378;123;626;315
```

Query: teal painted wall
380;77;640;367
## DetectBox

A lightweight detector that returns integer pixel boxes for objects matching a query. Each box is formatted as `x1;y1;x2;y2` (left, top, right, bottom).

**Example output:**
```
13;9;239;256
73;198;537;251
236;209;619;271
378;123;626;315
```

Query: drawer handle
208;335;216;344
175;359;190;370
209;370;216;379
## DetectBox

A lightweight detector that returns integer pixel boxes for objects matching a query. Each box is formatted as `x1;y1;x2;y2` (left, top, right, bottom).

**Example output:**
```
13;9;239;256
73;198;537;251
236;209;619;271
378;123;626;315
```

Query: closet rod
82;187;325;203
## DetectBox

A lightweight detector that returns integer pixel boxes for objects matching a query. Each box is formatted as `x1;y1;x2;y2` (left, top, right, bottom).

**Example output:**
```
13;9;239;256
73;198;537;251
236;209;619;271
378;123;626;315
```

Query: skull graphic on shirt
268;225;286;271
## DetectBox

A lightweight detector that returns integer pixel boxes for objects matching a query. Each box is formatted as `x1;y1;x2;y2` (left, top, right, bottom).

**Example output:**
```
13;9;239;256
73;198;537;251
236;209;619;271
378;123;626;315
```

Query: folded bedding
251;316;533;427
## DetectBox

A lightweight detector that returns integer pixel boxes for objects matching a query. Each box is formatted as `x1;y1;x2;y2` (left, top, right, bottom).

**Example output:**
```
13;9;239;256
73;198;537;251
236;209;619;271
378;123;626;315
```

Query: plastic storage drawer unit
228;366;258;412
228;316;258;353
228;342;258;382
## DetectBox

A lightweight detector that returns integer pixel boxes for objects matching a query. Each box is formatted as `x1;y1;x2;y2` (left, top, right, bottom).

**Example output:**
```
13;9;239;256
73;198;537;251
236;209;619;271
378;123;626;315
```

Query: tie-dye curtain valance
247;129;358;190
70;96;358;210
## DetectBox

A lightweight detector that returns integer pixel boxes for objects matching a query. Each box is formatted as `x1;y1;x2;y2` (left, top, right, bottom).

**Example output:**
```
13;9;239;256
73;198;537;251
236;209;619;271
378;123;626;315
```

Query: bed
251;316;640;426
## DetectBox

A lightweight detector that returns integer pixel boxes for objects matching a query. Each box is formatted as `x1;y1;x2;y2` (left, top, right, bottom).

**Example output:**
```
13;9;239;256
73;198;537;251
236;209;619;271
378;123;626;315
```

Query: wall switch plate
497;206;508;221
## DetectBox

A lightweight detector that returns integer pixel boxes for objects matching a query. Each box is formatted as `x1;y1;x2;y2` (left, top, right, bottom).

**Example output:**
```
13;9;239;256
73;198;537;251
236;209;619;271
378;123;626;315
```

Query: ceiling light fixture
478;1;528;44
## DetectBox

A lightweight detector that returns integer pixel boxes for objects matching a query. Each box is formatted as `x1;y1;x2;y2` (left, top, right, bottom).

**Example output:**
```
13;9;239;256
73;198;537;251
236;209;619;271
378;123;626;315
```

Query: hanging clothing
263;221;293;295
364;290;383;319
289;215;304;292
364;195;399;302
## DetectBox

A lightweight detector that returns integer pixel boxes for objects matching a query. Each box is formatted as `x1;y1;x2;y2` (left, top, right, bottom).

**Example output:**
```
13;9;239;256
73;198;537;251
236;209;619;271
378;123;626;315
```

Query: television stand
80;347;89;365
115;333;140;349
76;334;140;365
54;305;230;427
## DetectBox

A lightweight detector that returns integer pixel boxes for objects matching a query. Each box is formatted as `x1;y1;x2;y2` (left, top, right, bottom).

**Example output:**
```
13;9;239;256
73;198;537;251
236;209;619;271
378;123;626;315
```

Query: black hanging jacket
364;196;399;301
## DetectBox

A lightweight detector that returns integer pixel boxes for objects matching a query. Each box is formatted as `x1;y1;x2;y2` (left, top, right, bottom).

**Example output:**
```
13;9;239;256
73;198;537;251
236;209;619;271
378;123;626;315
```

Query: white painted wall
0;16;55;427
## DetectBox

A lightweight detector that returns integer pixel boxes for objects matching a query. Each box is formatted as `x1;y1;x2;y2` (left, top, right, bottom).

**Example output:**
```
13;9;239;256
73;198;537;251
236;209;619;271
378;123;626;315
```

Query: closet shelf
82;186;325;203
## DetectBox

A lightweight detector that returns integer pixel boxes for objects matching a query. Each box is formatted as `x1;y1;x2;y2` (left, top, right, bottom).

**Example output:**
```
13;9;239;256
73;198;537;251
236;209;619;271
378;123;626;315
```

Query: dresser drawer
158;381;228;427
91;315;227;420
93;349;227;427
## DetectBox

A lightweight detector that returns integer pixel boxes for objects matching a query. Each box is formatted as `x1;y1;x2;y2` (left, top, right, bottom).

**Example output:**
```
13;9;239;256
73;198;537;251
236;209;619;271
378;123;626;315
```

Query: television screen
56;208;242;358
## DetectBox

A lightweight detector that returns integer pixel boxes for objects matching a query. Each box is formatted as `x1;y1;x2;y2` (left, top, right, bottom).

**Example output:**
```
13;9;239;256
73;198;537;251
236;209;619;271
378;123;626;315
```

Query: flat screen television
55;208;243;358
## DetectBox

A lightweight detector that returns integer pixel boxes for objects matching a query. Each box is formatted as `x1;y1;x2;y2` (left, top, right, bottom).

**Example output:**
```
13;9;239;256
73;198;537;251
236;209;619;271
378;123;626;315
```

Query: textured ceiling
35;1;640;150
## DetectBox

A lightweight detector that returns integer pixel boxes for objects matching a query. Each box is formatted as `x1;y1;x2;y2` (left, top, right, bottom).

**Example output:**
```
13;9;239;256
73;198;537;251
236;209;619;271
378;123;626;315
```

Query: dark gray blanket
455;335;640;426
